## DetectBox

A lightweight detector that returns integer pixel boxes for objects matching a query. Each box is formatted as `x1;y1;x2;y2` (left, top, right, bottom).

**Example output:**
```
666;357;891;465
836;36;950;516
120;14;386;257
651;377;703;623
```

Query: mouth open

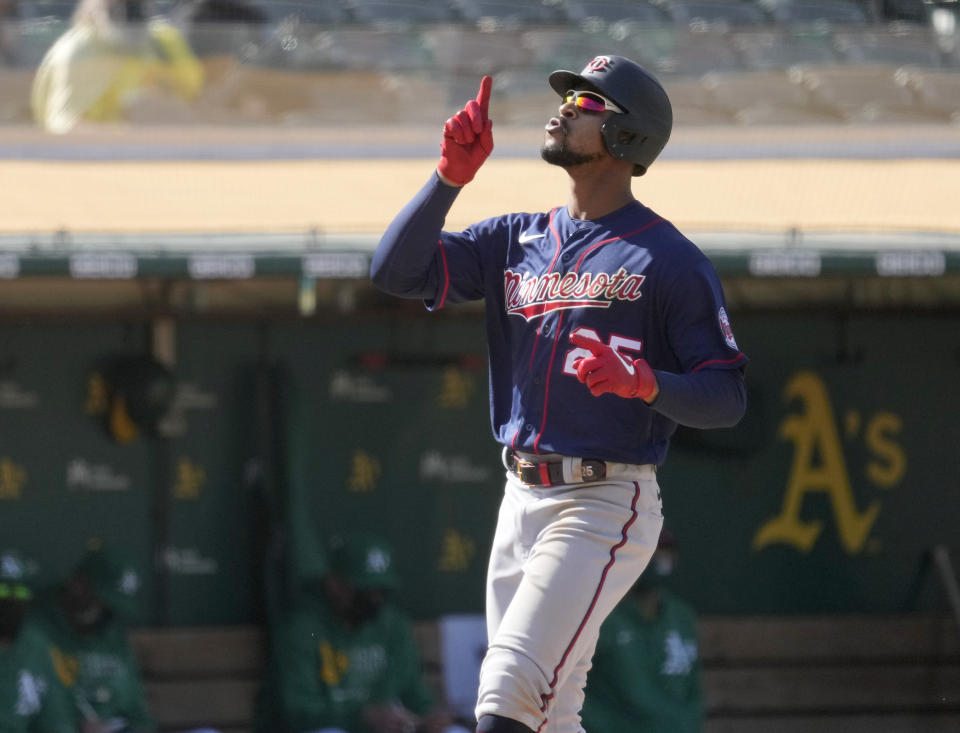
545;117;565;134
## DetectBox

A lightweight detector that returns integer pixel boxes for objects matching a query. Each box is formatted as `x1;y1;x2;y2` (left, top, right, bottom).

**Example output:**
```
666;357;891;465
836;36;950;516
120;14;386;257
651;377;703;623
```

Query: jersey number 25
562;327;644;377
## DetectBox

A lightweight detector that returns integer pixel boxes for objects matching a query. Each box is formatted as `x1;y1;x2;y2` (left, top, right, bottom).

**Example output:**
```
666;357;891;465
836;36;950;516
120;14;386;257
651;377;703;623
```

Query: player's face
62;573;106;629
541;89;614;169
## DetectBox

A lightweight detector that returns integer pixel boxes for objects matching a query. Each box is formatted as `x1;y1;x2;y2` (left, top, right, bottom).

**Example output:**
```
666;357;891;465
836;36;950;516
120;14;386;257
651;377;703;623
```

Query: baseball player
370;55;748;733
0;551;75;733
257;533;467;733
29;544;156;733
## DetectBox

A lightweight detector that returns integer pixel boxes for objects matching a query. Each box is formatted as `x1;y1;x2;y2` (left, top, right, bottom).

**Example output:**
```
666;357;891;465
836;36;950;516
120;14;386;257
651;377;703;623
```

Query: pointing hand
570;330;658;402
437;75;494;187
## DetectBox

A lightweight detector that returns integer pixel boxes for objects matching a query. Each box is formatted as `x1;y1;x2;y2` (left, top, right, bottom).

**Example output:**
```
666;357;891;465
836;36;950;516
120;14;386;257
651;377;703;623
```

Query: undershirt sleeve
649;367;746;429
369;172;461;299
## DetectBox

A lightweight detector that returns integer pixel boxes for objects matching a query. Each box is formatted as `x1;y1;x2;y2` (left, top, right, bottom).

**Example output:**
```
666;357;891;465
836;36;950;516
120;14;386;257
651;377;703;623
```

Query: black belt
506;450;607;487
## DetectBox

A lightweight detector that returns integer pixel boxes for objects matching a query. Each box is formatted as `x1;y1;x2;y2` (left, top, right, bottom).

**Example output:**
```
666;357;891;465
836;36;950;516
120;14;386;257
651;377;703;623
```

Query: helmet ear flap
600;119;650;176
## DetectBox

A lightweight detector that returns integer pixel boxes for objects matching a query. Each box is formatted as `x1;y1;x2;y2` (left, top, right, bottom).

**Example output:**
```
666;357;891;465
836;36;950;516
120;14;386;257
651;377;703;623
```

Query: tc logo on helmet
588;56;615;73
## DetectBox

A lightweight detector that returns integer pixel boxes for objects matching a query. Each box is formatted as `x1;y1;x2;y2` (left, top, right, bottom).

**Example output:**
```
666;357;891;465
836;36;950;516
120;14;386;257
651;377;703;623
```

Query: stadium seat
663;0;771;28
834;26;943;67
523;27;640;72
792;64;938;121
450;0;565;30
187;0;272;25
5;3;72;66
560;0;669;26
488;68;560;123
185;1;275;60
696;68;838;123
254;0;350;25
762;0;871;25
661;76;733;124
347;0;458;29
652;27;745;75
732;28;840;68
422;25;532;75
146;0;181;16
878;0;929;23
15;0;75;20
317;28;435;71
606;21;680;70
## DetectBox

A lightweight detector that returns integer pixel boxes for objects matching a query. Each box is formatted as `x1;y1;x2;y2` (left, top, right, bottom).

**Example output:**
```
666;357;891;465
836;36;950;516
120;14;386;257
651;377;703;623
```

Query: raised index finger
476;75;492;116
569;331;605;355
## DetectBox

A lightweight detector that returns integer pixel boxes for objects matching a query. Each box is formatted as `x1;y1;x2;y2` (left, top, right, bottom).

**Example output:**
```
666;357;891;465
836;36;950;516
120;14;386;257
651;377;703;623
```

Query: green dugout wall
1;309;957;623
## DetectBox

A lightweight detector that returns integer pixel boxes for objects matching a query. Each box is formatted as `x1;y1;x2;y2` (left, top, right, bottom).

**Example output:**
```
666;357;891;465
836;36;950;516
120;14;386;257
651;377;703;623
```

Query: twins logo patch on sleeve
718;307;738;350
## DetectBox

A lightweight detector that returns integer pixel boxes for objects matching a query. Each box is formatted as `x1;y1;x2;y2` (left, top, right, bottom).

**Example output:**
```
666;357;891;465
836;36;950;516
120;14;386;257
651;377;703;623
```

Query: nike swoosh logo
519;232;546;244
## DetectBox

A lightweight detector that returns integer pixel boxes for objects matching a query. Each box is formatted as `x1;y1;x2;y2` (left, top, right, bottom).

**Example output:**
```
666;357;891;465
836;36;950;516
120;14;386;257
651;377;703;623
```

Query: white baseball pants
475;460;663;733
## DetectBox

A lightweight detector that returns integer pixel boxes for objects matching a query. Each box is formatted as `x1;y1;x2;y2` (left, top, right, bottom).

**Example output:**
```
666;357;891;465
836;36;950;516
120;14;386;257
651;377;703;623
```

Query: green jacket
260;594;434;733
581;590;702;733
28;601;154;733
0;623;75;733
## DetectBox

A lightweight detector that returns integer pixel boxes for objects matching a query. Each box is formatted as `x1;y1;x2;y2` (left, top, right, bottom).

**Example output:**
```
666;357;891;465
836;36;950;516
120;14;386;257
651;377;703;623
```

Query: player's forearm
370;172;461;298
649;368;746;428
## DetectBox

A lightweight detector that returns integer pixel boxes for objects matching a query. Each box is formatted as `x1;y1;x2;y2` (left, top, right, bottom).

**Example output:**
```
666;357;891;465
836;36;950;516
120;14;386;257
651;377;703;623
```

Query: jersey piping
691;354;747;372
534;480;643;732
436;238;450;309
531;216;665;455
527;207;564;373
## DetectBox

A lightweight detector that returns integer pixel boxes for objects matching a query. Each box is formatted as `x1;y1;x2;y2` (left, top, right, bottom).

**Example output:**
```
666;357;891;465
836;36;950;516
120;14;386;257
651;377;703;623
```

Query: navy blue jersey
415;198;747;465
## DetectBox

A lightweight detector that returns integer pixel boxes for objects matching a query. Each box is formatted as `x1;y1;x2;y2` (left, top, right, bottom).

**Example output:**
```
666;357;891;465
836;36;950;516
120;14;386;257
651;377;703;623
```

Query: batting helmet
548;55;673;176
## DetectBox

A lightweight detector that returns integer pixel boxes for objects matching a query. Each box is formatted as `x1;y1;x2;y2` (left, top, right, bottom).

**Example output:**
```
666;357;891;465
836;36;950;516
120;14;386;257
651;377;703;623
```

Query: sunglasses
564;89;624;114
0;583;32;601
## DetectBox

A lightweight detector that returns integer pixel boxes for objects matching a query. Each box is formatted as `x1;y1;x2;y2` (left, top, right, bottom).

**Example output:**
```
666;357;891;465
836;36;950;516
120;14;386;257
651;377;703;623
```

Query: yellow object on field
31;19;204;134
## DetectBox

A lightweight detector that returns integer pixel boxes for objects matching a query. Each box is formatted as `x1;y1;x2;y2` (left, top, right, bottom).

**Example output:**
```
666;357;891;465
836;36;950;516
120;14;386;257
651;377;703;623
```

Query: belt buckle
516;458;536;473
513;456;548;486
515;458;537;485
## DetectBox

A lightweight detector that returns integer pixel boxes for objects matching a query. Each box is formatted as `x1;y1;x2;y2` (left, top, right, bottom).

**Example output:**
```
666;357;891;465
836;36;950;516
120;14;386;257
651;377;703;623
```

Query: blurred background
1;0;959;730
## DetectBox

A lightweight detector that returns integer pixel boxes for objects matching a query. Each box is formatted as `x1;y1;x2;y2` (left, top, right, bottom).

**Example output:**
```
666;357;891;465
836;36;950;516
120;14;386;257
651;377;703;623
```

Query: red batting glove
437;75;494;187
570;331;658;402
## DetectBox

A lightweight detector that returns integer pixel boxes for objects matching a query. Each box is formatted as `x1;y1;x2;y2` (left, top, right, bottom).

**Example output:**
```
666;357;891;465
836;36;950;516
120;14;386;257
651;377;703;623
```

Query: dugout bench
129;615;960;733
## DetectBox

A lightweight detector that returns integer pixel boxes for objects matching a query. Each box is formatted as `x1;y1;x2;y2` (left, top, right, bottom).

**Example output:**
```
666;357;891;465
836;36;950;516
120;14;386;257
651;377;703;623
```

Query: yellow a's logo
318;640;349;686
172;457;206;500
0;457;27;500
753;371;885;554
438;367;475;409
347;450;381;493
438;529;477;572
49;647;79;687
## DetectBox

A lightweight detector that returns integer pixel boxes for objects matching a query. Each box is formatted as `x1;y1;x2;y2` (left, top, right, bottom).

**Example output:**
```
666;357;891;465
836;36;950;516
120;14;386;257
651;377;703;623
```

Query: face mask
0;600;27;640
633;551;676;593
63;583;107;631
346;589;386;626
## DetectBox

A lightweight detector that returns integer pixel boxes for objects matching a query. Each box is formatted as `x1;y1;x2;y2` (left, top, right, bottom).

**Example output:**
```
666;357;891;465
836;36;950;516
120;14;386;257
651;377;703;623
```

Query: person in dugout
257;532;469;733
580;528;703;733
0;550;75;733
28;539;225;733
28;542;157;733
